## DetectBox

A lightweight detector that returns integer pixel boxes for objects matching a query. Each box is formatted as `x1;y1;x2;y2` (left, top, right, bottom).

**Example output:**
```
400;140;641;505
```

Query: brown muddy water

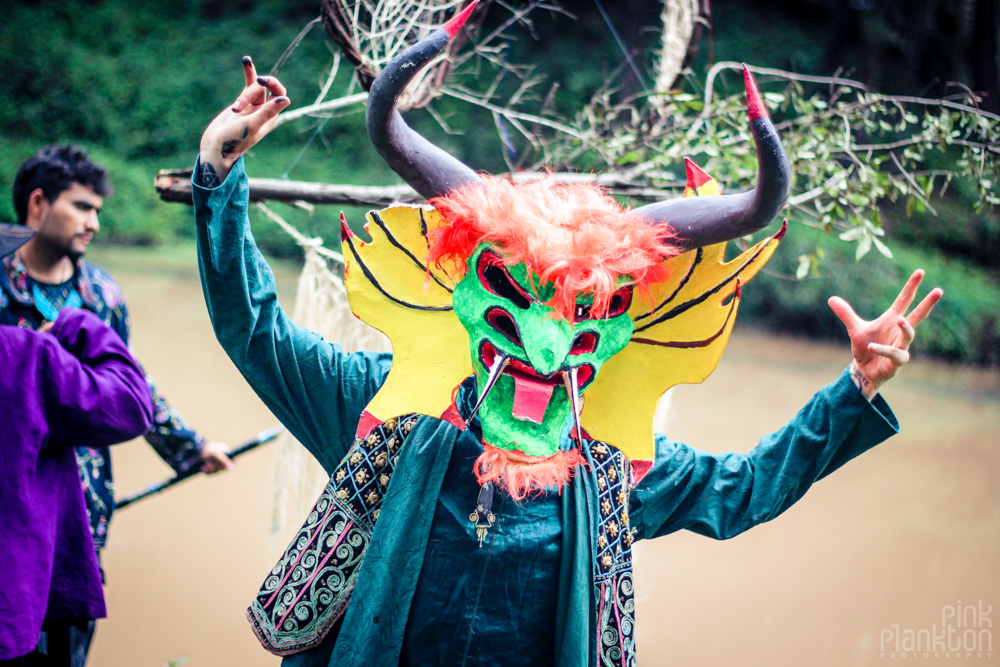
83;244;1000;667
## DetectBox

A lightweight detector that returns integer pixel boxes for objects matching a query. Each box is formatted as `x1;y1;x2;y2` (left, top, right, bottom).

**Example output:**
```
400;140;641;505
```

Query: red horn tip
444;1;478;39
773;218;788;241
743;65;768;121
340;212;354;242
684;157;713;190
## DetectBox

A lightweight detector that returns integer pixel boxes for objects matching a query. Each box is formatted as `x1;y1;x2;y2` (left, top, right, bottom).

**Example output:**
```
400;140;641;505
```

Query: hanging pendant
468;481;496;547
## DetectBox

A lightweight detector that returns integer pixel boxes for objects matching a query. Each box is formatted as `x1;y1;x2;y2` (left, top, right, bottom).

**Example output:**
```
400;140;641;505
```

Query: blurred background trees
0;0;996;364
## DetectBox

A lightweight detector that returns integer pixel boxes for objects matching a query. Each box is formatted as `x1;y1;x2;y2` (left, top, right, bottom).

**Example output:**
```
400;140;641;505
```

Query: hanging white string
255;203;391;550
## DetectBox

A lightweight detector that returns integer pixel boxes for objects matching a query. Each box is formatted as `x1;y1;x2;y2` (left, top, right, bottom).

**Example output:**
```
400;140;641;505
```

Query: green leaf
615;151;640;165
872;236;893;259
855;235;872;261
839;227;865;241
796;254;811;280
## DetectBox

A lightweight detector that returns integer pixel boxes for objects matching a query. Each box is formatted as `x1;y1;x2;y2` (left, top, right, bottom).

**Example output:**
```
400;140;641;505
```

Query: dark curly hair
12;144;112;224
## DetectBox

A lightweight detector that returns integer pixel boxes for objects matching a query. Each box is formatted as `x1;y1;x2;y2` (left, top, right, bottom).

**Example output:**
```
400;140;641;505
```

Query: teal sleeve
192;157;393;473
630;368;899;541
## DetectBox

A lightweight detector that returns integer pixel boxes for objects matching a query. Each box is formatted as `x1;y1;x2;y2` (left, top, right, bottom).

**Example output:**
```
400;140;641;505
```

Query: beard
473;443;586;500
67;236;91;260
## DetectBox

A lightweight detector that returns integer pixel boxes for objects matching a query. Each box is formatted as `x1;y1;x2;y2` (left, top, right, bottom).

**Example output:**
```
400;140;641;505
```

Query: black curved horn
631;66;791;248
366;2;484;201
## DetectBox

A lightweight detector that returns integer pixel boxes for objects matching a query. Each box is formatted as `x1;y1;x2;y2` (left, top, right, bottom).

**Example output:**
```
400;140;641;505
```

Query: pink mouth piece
478;342;592;426
510;369;558;424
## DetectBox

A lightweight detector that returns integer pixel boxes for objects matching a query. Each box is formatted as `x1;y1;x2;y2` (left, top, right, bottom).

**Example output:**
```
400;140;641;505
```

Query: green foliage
883;194;1000;272
1;0;996;366
0;0;381;252
737;228;1000;366
543;70;999;266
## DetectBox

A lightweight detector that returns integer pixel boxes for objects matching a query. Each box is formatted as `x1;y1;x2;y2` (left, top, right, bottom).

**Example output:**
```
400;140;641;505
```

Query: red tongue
511;372;556;424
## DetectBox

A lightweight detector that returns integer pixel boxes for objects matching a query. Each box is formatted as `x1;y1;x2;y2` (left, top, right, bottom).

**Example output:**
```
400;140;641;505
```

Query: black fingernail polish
257;76;269;85
242;55;252;65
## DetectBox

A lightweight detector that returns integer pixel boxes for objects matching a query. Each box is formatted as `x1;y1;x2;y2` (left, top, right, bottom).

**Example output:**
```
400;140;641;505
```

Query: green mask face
452;243;635;457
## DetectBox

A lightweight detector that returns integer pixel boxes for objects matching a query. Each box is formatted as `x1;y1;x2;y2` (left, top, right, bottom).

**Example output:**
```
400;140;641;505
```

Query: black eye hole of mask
574;286;634;322
477;251;532;310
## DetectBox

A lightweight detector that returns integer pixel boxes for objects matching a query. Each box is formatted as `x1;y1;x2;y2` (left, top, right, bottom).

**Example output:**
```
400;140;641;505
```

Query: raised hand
828;269;943;399
198;56;291;186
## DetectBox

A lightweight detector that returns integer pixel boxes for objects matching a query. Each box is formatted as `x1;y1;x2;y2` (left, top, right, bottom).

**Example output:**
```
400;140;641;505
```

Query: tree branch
154;169;684;206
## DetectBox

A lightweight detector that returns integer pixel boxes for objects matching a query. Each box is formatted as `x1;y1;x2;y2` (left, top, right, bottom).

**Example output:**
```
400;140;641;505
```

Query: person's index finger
242;55;257;87
889;269;925;315
906;287;943;328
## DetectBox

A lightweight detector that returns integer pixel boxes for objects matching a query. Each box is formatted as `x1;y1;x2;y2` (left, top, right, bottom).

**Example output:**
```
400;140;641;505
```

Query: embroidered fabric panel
31;280;82;322
589;441;636;667
248;415;417;656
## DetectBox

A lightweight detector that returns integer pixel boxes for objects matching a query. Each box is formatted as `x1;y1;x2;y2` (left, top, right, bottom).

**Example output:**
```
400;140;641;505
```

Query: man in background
0;144;234;662
0;223;153;666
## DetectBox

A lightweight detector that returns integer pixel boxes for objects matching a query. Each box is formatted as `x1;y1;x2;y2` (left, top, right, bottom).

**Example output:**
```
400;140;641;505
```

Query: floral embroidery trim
247;415;417;656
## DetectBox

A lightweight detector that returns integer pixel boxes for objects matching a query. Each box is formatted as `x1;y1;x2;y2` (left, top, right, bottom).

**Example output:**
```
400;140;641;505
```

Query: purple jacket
0;308;153;659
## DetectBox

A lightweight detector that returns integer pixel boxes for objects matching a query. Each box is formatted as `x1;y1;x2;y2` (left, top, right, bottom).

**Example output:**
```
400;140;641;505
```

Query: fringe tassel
473;444;585;500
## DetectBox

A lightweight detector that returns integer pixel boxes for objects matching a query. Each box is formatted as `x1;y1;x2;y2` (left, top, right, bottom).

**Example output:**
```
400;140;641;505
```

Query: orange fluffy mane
428;175;679;321
474;444;586;500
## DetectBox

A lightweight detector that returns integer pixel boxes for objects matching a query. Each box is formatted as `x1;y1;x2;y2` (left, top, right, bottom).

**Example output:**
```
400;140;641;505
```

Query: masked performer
193;6;941;665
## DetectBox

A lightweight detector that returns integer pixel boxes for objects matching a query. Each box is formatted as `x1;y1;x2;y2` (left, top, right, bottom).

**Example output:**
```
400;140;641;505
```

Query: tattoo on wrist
198;161;222;188
849;362;873;395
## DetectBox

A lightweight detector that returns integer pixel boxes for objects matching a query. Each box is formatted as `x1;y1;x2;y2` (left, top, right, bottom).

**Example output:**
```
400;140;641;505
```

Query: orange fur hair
474;444;586;500
428;175;680;321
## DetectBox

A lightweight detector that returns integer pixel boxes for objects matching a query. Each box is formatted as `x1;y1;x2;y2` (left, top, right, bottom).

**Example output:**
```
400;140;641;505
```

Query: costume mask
342;2;791;494
452;244;635;458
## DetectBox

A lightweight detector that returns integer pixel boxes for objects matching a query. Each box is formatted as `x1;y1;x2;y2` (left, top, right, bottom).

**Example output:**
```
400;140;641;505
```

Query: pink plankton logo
880;601;993;660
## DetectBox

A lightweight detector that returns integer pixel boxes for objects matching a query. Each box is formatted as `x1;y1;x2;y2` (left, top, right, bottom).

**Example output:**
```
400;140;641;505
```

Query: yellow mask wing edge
342;205;472;429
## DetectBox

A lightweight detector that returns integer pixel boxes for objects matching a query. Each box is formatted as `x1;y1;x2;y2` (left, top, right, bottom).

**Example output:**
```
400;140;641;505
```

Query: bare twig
439;87;586;138
274;92;370;128
889;151;937;214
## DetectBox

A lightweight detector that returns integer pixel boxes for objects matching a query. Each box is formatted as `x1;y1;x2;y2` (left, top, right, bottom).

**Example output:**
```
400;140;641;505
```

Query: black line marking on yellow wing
418;209;463;287
633;236;776;333
343;231;454;312
634;248;703;323
630;284;737;348
370;211;455;293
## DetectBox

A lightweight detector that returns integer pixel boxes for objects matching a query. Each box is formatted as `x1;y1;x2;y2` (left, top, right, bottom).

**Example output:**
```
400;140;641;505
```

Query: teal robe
193;158;899;666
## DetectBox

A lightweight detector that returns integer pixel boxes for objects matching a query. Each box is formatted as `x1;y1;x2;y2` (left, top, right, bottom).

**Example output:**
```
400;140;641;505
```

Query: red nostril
481;341;497;367
485;308;522;347
570;332;598;355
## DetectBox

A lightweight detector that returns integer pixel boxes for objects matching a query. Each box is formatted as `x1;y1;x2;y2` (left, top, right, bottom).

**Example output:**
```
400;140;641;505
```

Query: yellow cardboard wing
580;161;785;462
341;206;472;434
